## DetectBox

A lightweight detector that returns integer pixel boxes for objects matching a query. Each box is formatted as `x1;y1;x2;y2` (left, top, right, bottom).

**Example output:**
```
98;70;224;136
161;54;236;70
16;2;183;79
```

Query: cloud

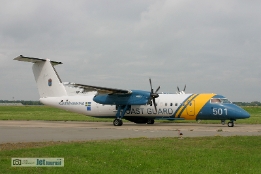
1;0;261;101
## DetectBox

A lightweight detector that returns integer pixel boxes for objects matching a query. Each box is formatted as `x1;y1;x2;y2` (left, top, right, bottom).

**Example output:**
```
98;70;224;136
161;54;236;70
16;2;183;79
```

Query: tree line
0;100;43;105
233;101;261;106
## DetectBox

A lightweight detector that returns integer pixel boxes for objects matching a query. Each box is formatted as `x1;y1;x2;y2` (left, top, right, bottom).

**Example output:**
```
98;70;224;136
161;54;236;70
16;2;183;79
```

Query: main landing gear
113;104;155;126
113;119;123;126
113;105;130;126
147;119;155;124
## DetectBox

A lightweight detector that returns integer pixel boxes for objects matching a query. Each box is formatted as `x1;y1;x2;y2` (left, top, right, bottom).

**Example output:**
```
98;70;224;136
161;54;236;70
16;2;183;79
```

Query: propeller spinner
148;78;160;112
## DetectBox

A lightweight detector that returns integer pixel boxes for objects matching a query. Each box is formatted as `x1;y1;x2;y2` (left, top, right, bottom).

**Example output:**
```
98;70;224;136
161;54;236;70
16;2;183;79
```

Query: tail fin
14;55;68;98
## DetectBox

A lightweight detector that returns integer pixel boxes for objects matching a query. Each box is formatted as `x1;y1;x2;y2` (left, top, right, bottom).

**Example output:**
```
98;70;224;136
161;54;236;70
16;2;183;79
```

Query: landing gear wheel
147;119;155;124
227;121;234;127
113;119;123;126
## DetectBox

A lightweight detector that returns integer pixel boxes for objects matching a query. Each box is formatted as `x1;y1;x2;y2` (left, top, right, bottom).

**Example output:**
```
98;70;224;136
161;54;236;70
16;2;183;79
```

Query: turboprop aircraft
14;55;250;127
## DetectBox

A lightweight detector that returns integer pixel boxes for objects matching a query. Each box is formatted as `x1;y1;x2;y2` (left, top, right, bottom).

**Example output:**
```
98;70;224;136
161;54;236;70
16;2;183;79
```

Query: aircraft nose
233;106;250;119
238;108;250;119
226;105;250;119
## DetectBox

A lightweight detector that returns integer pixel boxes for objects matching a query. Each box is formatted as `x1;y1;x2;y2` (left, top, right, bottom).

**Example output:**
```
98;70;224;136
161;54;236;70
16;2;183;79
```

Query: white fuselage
40;94;192;118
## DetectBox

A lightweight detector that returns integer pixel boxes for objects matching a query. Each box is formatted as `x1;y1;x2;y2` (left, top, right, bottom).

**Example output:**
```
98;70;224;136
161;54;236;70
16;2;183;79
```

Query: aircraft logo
48;79;52;86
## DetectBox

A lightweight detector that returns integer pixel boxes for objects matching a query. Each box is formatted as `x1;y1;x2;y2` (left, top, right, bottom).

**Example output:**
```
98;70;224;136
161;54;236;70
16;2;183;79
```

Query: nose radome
226;105;250;119
239;108;250;118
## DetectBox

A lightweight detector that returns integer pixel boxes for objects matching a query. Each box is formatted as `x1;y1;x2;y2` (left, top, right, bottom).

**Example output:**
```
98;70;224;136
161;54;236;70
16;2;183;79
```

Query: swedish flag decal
86;102;91;111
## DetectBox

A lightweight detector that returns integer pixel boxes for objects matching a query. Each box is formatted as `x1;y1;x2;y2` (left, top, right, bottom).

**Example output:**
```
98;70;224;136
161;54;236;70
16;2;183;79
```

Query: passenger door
186;100;195;116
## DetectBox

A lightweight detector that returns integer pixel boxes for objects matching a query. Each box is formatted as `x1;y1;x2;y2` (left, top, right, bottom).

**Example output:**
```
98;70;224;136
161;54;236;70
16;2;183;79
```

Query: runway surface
0;121;261;144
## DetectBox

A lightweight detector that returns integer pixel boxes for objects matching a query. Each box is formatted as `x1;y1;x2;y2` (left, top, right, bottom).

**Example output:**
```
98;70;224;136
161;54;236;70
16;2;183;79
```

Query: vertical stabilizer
14;55;68;98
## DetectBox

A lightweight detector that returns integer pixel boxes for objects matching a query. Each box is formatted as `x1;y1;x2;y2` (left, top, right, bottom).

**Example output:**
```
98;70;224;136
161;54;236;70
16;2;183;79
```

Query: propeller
148;78;160;112
177;85;186;94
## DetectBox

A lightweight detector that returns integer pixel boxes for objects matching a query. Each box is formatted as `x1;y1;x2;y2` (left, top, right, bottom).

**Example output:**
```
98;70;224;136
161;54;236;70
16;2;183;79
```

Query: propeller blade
153;98;157;112
183;85;186;92
148;78;160;111
177;86;180;92
149;78;152;91
155;86;160;93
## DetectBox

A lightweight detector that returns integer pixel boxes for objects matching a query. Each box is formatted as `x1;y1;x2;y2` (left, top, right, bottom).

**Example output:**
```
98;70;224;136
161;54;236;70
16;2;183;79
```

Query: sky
1;0;261;102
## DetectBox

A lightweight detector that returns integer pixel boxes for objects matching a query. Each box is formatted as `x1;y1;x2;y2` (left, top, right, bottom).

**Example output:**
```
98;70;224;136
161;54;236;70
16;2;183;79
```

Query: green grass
1;106;260;173
1;136;261;174
0;106;111;122
243;106;261;123
0;106;260;124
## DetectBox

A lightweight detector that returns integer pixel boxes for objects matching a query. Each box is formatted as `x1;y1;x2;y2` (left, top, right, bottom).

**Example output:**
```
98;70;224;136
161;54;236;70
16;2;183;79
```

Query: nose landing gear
221;120;235;127
227;120;235;127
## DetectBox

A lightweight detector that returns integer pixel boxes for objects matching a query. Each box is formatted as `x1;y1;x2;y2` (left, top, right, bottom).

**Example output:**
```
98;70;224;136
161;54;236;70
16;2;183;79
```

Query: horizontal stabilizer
14;55;62;66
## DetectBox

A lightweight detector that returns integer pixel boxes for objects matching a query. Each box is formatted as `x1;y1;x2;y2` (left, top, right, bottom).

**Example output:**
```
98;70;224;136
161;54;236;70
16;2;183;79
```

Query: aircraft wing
69;83;132;95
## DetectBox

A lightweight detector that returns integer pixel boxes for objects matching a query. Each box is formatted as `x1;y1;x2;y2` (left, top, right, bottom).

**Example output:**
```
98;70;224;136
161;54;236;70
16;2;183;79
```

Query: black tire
113;119;122;126
147;119;155;124
119;119;123;126
227;121;234;127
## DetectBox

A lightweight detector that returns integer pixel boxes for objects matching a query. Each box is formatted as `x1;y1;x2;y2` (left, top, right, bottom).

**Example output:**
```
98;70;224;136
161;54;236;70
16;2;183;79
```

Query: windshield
220;98;231;103
210;98;231;104
210;98;221;103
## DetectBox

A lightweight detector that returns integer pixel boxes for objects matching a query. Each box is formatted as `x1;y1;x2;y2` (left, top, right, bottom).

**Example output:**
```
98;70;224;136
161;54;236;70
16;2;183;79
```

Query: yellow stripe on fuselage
175;94;197;117
178;93;216;120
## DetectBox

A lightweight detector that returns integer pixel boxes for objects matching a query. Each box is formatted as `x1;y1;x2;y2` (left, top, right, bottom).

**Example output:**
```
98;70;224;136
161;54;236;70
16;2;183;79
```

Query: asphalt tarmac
0;121;260;144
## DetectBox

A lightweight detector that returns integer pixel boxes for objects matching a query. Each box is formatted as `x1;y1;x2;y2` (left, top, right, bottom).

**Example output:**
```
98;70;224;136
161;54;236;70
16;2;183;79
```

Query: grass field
0;105;260;124
0;106;111;122
0;106;261;173
1;136;261;174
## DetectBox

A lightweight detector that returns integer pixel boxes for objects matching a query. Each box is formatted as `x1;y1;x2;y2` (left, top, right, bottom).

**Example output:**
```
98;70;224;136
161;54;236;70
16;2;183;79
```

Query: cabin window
175;103;178;106
165;103;167;106
170;103;173;106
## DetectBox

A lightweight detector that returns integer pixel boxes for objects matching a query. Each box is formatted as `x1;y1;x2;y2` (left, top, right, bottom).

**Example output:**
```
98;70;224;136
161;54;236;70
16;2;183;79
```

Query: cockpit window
220;98;231;103
210;98;231;104
210;98;221;103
